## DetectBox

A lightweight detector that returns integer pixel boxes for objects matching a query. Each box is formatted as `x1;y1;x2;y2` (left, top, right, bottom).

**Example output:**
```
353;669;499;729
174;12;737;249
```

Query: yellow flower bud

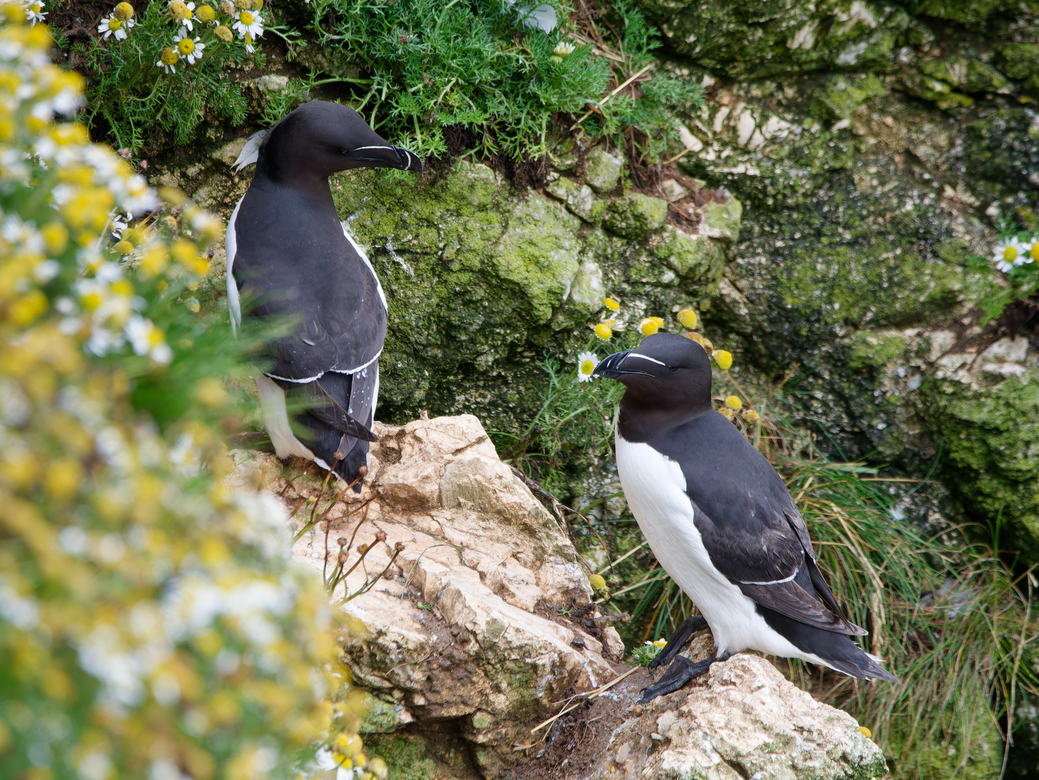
859;726;872;739
160;47;179;66
114;239;134;255
683;330;704;346
719;407;734;421
196;4;215;22
595;322;612;340
744;409;760;423
604;297;620;311
637;318;659;336
219;0;235;13
713;349;732;370
215;24;233;41
168;0;188;21
701;336;713;353
113;2;135;20
589;574;606;591
724;395;742;411
677;308;698;329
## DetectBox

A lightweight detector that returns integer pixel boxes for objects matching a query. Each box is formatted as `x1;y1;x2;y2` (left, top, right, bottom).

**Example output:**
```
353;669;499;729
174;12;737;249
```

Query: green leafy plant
74;0;264;150
0;12;390;779
305;0;701;163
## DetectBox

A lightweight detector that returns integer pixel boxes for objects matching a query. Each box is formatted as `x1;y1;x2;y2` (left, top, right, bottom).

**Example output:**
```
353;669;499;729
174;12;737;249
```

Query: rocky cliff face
228;415;889;780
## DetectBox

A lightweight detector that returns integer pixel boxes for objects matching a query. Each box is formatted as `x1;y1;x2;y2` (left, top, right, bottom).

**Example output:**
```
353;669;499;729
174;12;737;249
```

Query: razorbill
226;101;422;489
593;333;898;701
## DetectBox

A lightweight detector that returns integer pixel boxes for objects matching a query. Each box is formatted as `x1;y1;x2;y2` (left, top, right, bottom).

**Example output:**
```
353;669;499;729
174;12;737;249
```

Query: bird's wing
660;411;865;635
230;190;388;382
301;378;377;442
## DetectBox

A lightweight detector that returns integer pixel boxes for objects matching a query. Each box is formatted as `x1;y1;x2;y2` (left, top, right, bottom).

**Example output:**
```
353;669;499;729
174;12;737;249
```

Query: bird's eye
668;365;678;373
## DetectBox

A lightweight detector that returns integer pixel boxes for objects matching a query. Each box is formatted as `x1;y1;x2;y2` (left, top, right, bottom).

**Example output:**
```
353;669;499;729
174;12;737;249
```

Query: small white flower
156;48;178;75
178;1;197;31
993;237;1029;273
98;14;135;40
552;40;575;60
577;351;598;383
24;1;46;25
174;28;205;65
232;9;264;40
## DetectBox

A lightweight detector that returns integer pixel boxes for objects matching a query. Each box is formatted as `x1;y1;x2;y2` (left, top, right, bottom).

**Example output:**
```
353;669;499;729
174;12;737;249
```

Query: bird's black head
258;101;422;186
594;333;713;436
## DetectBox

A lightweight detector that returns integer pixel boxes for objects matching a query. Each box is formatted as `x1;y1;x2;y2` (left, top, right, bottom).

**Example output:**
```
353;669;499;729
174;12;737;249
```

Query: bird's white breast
615;432;820;662
225;195;243;336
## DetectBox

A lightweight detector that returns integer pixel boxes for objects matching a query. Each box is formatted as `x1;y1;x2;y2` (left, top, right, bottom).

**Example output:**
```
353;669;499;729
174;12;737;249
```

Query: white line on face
627;354;666;367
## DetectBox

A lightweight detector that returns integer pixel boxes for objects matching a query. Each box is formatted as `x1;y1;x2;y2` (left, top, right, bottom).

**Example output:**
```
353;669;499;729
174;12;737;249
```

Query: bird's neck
256;155;335;204
617;396;706;443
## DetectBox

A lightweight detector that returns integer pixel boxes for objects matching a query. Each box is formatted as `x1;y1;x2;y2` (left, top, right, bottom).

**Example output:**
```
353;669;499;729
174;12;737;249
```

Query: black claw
638;654;718;703
648;615;709;670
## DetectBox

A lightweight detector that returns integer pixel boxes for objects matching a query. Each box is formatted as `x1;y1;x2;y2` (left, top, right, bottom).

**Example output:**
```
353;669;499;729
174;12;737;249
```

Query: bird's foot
648;615;709;670
638;653;720;703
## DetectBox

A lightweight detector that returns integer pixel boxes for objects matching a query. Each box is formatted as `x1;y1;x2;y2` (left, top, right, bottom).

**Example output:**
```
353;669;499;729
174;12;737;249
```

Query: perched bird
594;333;898;701
226;101;422;489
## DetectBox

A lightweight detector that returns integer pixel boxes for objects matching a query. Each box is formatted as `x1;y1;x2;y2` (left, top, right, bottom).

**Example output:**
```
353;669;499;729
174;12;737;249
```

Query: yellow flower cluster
0;10;359;778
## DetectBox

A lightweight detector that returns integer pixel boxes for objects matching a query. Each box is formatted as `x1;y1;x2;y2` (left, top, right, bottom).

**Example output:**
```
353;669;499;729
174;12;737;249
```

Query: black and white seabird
593;333;898;701
225;101;422;489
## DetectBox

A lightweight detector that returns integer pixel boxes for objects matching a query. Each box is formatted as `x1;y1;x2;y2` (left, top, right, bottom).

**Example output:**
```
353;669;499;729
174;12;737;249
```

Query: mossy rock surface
331;163;733;433
966;108;1039;200
920;368;1039;561
640;0;910;79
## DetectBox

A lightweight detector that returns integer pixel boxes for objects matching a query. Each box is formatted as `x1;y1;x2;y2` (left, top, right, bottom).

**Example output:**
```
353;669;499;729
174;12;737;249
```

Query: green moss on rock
846;331;908;370
966;108;1039;199
920;368;1039;562
1000;43;1039;94
330;162;730;439
603;193;668;239
640;0;910;79
649;224;726;282
810;74;887;121
583;147;623;193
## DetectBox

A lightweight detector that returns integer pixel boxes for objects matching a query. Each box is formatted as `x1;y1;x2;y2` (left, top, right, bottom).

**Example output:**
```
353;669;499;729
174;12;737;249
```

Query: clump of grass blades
788;457;1037;779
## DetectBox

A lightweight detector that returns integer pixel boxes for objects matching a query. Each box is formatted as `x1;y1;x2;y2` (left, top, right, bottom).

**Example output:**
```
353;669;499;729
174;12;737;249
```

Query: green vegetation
305;0;702;161
71;0;261;151
0;11;383;779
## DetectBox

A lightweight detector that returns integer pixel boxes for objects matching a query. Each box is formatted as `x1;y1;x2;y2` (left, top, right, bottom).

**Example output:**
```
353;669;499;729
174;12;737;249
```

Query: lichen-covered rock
966;107;1039;200
583;148;623;193
532;654;890;780
602;193;668;239
640;0;910;79
329;162;732;431
919;361;1039;562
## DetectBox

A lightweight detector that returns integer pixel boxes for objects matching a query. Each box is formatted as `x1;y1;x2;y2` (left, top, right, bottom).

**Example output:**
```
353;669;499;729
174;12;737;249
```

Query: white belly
615;433;827;665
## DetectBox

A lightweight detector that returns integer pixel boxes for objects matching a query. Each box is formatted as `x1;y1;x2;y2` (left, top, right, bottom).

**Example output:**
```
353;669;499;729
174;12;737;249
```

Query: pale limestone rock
232;415;620;777
586;655;890;780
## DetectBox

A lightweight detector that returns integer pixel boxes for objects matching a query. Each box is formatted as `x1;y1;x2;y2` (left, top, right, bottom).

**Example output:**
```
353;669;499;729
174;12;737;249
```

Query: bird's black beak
593;350;654;379
344;144;423;173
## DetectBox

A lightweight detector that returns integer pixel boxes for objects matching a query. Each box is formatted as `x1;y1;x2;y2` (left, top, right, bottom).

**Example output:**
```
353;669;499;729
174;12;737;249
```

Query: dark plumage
594;333;898;701
226;101;422;489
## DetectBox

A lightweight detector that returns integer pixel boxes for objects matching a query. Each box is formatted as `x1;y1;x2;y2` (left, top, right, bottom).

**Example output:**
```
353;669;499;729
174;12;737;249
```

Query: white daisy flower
551;41;575;61
992;237;1029;273
156;47;179;75
577;351;598;383
174;28;205;65
24;1;46;25
98;14;135;40
232;9;264;41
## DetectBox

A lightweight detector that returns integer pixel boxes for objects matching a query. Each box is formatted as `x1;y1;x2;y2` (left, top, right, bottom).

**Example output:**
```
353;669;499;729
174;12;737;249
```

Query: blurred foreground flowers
0;8;361;779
